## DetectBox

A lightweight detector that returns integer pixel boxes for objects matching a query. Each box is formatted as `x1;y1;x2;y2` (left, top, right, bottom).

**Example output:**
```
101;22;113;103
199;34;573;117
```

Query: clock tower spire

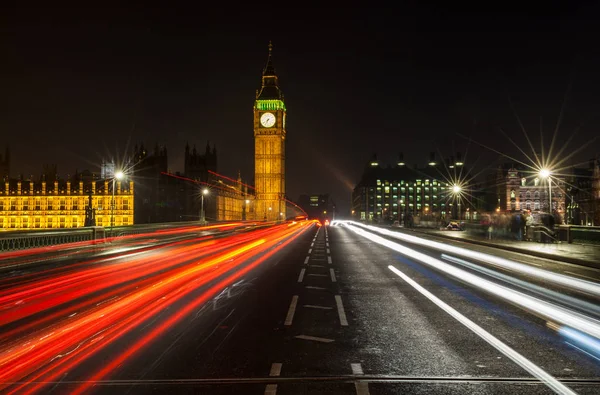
254;42;287;221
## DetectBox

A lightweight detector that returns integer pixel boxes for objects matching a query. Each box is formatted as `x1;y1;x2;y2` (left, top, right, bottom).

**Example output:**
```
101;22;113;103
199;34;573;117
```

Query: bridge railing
0;221;220;253
0;227;99;253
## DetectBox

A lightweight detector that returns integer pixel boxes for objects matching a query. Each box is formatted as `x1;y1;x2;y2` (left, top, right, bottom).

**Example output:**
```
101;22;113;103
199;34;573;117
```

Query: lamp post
111;170;124;236
200;188;209;224
452;184;462;220
244;199;250;221
539;169;552;213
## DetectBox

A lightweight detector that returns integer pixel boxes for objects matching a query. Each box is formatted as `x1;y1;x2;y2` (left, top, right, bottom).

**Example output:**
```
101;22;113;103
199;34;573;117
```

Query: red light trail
0;220;313;393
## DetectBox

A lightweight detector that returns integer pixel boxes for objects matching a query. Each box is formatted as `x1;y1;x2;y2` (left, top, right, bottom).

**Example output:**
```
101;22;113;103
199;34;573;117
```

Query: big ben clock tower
254;42;286;221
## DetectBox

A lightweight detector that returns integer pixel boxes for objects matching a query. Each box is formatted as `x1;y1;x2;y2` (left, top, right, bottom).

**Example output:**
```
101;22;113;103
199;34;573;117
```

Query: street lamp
200;188;209;224
243;199;250;221
539;168;552;212
452;184;461;220
111;170;124;235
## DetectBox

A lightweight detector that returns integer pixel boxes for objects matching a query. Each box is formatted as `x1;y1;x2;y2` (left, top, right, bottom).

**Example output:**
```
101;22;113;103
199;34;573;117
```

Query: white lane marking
327;256;333;264
295;334;335;343
308;249;312;254
284;296;298;326
306;286;327;290
355;382;370;395
304;305;333;310
335;295;349;326
308;273;327;277
388;265;577;395
304;256;310;264
565;271;599;282
270;362;282;376
310;264;325;268
327;248;331;254
326;242;329;247
352;363;371;395
311;242;314;247
330;268;337;282
351;363;364;374
297;269;306;283
264;362;282;395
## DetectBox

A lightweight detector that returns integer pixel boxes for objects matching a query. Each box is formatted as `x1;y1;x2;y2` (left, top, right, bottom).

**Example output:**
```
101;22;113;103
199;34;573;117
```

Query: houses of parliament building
0;43;289;229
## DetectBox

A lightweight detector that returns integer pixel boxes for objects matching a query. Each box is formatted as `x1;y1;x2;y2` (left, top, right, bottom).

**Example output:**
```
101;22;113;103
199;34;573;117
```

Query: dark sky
2;3;599;214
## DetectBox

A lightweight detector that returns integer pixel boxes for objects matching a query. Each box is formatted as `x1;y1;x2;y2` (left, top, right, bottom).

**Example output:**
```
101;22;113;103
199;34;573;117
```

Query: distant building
351;152;468;224
298;194;335;222
131;143;187;223
130;142;252;223
490;165;567;222
0;171;133;230
567;158;600;225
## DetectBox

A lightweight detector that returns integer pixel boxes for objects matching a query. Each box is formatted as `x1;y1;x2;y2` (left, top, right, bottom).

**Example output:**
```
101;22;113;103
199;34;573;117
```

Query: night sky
2;4;599;214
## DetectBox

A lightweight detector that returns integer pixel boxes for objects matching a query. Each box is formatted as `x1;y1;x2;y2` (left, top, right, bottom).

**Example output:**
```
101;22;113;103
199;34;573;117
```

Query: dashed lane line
295;334;335;343
352;363;370;395
335;295;349;326
351;363;364;375
304;256;310;264
264;363;282;395
330;268;337;282
327;256;333;264
303;305;333;310
284;296;298;326
297;268;306;283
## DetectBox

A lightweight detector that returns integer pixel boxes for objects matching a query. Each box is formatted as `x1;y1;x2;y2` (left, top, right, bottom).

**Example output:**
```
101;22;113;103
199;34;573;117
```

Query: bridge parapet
0;221;212;252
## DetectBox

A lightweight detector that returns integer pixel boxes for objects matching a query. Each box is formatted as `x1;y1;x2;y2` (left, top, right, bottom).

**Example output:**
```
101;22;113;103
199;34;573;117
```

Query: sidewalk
404;227;600;269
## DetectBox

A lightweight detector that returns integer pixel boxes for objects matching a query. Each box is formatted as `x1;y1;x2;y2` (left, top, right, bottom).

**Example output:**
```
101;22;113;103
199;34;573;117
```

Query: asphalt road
1;221;599;394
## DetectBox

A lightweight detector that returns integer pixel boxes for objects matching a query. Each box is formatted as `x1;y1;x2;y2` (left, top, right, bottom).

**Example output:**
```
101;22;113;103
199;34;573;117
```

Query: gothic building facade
0;169;133;230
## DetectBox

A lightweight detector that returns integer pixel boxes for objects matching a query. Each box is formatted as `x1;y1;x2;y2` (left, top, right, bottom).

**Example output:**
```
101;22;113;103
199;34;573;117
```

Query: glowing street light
200;188;209;224
539;168;552;212
539;168;551;179
110;170;125;235
451;184;462;220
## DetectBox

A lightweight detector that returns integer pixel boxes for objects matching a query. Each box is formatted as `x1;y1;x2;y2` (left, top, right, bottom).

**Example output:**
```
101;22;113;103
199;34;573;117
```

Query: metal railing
0;221;217;253
556;225;600;245
0;228;96;252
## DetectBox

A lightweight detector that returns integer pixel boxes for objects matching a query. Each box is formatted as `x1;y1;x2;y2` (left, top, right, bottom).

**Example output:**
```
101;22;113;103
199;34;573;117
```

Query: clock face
260;112;276;128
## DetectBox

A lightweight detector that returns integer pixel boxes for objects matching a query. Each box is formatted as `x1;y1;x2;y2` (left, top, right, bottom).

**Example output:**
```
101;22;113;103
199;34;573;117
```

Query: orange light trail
0;221;313;393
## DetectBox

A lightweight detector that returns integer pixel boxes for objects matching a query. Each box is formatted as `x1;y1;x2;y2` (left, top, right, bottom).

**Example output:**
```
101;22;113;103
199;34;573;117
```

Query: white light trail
342;221;600;297
387;264;576;395
345;224;600;341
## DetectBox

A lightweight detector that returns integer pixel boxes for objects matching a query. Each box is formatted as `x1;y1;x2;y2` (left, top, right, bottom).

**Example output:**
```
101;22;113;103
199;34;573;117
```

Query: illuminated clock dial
260;112;276;128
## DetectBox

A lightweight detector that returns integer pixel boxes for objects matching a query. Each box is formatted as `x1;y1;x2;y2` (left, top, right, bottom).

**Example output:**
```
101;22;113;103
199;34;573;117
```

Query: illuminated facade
0;177;134;230
500;167;566;217
215;173;252;221
352;154;455;223
254;42;286;221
